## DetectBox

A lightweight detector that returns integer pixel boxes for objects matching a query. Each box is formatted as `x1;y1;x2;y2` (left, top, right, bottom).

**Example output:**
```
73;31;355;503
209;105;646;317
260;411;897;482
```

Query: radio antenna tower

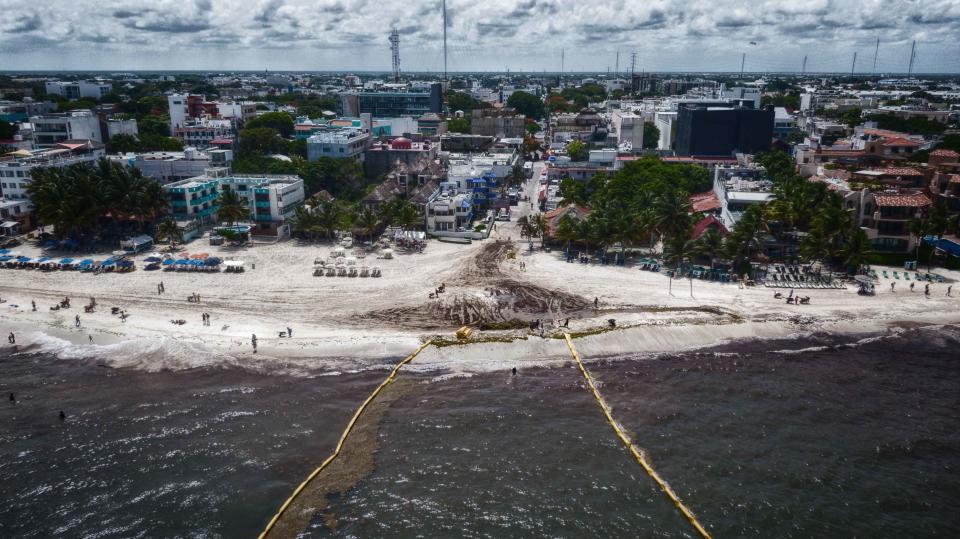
389;28;401;83
442;0;448;82
851;51;857;75
907;40;917;75
801;55;807;75
872;37;880;74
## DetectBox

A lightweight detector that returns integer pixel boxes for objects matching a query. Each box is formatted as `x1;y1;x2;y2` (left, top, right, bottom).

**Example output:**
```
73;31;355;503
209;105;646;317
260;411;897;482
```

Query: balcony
189;192;218;205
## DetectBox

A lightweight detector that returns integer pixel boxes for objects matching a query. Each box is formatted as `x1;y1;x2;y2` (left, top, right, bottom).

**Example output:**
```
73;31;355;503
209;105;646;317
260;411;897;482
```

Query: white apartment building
0;142;105;207
174;119;234;149
216;102;257;124
30;111;103;147
106;118;139;139
712;164;774;228
112;147;233;184
168;94;189;132
655;111;677;151
306;129;370;161
426;185;474;233
45;81;112;100
611;110;643;153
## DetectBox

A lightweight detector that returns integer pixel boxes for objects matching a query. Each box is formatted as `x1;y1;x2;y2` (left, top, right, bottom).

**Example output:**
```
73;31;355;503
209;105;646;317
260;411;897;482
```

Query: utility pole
802;55;807;75
873;37;880;74
615;51;620;78
907;40;916;75
561;49;565;79
851;51;857;75
740;52;746;79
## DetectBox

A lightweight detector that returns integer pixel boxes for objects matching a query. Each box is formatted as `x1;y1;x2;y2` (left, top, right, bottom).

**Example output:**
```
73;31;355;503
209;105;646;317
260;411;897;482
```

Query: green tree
694;228;725;268
838;227;873;273
447;117;470;133
239;127;283;155
156;217;183;249
566;140;588;161
555;214;581;252
506;91;545;119
446;91;491;113
354;205;380;242
216;188;250;227
245;112;295;137
642;122;660;149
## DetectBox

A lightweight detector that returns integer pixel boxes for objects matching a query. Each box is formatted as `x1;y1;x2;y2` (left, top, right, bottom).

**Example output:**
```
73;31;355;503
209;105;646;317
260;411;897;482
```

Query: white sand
2;228;958;376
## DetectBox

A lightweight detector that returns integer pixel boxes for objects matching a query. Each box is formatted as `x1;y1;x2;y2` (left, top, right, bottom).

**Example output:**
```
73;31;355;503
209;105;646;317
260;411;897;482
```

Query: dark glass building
338;83;443;118
675;105;774;156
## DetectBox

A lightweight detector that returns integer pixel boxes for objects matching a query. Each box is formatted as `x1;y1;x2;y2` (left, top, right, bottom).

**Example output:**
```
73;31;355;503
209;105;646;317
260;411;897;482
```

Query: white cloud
0;0;957;72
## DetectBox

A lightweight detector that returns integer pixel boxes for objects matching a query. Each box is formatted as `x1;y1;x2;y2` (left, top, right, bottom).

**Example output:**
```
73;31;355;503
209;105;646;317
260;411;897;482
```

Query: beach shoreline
3;233;958;375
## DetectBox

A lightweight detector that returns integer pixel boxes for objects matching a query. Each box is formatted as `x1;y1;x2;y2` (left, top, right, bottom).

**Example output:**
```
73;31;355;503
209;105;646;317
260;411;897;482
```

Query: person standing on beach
594;297;599;309
948;285;953;296
287;327;292;338
251;334;258;353
75;315;81;327
9;393;14;403
31;300;36;311
910;282;915;292
925;283;930;297
158;284;162;295
7;332;14;344
891;282;895;292
88;335;93;344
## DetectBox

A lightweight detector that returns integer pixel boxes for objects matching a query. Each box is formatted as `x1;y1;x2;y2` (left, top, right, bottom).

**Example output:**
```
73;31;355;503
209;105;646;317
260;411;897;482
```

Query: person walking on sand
287;327;292;338
7;332;14;344
75;314;81;327
59;410;65;421
158;284;162;295
9;393;14;403
891;282;895;292
160;281;165;293
949;285;953;297
251;334;258;353
594;297;599;309
925;283;930;297
88;335;93;344
31;300;36;312
910;282;915;292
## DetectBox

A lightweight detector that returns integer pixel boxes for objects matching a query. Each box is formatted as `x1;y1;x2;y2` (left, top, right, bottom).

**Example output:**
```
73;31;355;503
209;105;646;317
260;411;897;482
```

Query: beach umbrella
102;259;116;266
162;259;175;266
175;259;189;265
0;256;12;262
205;257;221;266
0;249;9;254
59;258;73;264
144;255;162;263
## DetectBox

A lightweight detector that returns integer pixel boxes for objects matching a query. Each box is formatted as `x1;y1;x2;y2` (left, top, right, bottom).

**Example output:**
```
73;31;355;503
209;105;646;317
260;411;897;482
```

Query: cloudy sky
1;0;959;73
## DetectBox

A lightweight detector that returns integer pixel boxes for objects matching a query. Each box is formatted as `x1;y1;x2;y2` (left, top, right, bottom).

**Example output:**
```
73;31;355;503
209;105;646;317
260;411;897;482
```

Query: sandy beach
3;213;959;375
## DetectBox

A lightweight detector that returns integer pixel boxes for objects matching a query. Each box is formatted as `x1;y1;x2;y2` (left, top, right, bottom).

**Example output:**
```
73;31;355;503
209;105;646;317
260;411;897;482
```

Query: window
16;171;23;177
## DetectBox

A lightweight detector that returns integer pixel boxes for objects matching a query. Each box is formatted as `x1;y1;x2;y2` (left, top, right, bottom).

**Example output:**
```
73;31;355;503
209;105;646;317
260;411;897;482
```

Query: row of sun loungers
878;270;944;283
764;274;845;289
0;255;135;272
313;266;381;277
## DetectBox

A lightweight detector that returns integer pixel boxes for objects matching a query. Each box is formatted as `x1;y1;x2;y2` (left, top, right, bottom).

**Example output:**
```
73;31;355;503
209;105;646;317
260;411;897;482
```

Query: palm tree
530;213;548;247
694;228;725;269
800;226;830;265
908;216;929;263
555;214;580;253
354;205;380;243
663;234;695;270
653;190;691;242
216;188;249;228
289;205;319;240
156;217;183;250
838;227;873;273
315;199;345;241
396;202;422;231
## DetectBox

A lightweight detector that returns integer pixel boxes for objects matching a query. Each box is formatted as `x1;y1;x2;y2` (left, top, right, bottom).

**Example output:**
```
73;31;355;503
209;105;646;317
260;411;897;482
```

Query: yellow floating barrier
258;339;433;539
563;333;712;539
455;325;473;340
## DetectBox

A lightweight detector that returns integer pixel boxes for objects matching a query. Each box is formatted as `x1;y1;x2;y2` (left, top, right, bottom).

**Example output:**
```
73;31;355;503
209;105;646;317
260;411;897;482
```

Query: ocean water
1;326;959;538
